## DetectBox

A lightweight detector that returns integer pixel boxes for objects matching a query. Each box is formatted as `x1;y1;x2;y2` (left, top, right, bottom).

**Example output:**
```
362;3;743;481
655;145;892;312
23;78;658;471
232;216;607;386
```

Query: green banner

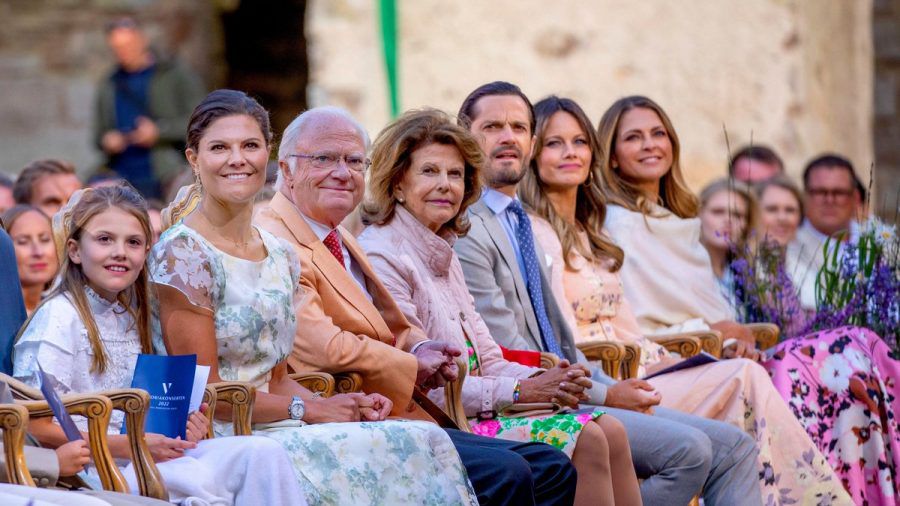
379;0;399;118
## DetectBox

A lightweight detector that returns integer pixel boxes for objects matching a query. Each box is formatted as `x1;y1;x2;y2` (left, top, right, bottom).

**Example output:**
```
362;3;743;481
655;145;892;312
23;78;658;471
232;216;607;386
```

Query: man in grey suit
453;81;763;506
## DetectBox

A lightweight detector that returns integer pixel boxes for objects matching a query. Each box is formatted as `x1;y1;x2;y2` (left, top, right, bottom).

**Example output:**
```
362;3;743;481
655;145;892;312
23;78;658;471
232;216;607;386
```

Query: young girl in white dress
13;184;305;506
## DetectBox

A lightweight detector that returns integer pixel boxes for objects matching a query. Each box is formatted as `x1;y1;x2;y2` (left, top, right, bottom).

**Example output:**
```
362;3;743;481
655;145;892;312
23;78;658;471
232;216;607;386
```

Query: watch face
290;398;305;420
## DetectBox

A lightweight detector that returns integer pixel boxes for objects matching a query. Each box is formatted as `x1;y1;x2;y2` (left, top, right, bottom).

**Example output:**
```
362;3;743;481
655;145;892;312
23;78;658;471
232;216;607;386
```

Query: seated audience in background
728;145;784;184
522;94;845;505
0;227;26;374
597;94;897;504
14;184;303;505
754;176;818;311
255;105;577;506
13;160;82;217
358;108;640;506
95;17;204;200
697;178;758;291
2;205;58;315
453;81;762;506
0;174;15;214
154;91;479;506
799;154;860;246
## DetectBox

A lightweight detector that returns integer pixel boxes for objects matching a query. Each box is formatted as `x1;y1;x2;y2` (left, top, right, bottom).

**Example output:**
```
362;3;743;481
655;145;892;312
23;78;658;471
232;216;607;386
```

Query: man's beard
487;146;528;188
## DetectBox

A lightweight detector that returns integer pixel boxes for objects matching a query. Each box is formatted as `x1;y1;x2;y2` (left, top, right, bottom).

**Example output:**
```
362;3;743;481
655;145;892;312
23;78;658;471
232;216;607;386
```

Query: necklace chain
197;210;252;249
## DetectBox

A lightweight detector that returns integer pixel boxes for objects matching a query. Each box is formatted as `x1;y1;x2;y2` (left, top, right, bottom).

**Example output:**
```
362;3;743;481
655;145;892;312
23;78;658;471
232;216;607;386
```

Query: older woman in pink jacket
357;109;640;506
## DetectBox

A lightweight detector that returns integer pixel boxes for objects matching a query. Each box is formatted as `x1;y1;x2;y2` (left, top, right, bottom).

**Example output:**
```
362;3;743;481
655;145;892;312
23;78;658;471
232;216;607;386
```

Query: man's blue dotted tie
507;201;564;359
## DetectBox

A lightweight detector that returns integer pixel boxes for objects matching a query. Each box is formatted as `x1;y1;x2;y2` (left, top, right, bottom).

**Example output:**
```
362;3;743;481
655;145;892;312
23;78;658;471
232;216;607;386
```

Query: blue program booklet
37;365;84;441
127;354;199;439
642;351;719;380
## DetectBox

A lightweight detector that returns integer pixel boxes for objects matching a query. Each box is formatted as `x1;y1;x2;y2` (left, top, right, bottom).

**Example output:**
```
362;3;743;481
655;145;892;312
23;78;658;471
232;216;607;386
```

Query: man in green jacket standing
94;18;205;199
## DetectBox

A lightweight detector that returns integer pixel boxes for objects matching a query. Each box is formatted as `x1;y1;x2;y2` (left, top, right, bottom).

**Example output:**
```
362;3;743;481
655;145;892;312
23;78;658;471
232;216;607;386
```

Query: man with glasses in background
793;154;864;301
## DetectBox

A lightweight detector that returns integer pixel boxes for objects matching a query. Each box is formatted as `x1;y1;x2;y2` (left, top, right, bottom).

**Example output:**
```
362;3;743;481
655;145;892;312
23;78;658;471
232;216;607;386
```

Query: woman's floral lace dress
765;326;900;504
150;221;477;506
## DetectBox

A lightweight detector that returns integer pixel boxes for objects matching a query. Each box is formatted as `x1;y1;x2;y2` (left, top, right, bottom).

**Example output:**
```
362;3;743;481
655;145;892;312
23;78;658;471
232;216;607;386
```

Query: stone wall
307;0;877;193
0;0;219;177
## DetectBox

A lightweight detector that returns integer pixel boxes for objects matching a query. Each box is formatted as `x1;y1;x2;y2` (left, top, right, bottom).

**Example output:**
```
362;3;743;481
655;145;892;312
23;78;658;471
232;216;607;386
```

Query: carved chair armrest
648;330;722;357
0;403;34;486
622;344;642;380
745;323;780;351
646;335;702;358
539;352;559;369
333;373;363;394
576;341;625;380
202;386;217;439
100;389;167;500
19;393;129;495
288;372;335;397
0;373;43;401
206;382;256;437
442;358;470;434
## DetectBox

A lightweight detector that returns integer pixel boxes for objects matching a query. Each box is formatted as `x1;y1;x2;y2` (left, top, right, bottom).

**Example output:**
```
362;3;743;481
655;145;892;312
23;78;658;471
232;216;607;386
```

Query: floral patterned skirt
646;357;850;505
469;408;604;457
765;326;900;505
248;420;478;506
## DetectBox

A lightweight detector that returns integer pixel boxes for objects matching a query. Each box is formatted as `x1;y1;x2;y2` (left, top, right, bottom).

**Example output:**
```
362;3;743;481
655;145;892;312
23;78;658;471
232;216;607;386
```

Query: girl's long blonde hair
519;96;624;271
21;184;153;373
596;95;699;219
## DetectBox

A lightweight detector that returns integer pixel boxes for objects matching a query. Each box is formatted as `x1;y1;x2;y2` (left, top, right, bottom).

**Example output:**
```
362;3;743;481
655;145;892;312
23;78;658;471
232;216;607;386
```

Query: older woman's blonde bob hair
362;108;484;236
596;95;699;219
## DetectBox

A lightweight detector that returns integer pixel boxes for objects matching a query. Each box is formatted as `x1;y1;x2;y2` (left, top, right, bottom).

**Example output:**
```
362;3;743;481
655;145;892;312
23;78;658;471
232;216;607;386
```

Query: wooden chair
746;323;780;351
1;373;167;499
1;395;125;492
0;402;32;486
577;341;626;379
584;336;701;380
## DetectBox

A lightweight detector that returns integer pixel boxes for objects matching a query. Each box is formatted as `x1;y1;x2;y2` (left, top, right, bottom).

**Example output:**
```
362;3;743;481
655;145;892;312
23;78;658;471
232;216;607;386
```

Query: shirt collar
299;212;338;242
481;187;518;215
83;285;123;314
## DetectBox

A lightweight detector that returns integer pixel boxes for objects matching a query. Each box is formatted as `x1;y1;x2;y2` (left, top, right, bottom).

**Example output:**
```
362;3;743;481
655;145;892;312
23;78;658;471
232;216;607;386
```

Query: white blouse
604;204;736;334
14;287;141;433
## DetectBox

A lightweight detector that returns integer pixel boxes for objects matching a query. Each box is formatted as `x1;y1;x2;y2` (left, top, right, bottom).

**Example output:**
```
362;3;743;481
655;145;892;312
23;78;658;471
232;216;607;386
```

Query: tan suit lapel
270;193;393;343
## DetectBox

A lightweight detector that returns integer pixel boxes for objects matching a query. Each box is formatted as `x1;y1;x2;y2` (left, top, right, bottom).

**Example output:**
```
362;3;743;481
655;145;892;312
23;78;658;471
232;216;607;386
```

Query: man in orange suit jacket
255;105;577;506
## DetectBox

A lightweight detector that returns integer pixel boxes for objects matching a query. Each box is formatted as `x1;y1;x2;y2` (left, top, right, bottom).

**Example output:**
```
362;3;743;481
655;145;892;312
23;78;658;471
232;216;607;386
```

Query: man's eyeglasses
288;152;371;173
807;188;854;201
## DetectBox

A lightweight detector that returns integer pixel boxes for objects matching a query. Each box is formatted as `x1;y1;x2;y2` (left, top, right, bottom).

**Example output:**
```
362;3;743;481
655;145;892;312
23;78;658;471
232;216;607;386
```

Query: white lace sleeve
149;228;216;312
12;296;81;394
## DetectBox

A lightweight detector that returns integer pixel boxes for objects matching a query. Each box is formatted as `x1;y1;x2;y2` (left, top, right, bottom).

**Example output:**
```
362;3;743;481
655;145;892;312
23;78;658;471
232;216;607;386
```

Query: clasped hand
413;341;461;390
519;360;592;408
306;392;393;424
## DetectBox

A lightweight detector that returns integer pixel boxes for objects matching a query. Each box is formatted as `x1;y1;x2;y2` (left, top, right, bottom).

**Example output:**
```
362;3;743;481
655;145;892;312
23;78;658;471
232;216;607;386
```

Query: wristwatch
288;396;305;421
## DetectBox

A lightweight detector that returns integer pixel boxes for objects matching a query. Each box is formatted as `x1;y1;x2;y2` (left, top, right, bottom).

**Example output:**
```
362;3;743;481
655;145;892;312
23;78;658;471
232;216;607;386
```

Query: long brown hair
22;184;153;373
362;108;484;236
596;95;699;218
519;96;624;271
